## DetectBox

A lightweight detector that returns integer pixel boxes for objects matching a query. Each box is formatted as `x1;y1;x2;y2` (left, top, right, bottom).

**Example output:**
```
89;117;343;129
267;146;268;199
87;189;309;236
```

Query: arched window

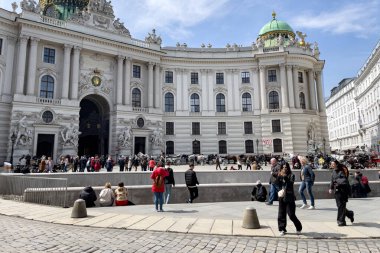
165;92;174;112
40;75;54;99
166;141;174;155
273;138;283;153
242;92;252;112
216;93;225;112
268;91;279;109
190;93;200;112
245;140;254;153
132;88;141;107
192;140;200;154
299;92;306;109
218;140;227;154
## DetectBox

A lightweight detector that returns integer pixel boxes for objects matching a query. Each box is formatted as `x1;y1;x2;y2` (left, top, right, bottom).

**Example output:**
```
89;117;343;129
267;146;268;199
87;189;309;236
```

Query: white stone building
0;1;328;162
326;41;380;153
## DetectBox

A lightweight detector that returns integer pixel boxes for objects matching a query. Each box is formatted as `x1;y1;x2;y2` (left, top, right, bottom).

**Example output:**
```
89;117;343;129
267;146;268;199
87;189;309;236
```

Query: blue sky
1;0;379;97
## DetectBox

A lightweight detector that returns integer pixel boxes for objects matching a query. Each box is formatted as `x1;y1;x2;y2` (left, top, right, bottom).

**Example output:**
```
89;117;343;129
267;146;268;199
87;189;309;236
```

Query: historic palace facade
0;0;328;162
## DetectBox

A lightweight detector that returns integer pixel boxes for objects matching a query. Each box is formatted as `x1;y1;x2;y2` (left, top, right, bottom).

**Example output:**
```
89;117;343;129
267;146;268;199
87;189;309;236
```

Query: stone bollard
242;206;260;229
71;199;87;218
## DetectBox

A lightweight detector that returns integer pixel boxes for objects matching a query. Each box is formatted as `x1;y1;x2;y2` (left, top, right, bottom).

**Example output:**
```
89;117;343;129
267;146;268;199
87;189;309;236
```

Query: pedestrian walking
215;155;222;170
164;161;175;204
185;163;199;203
329;160;354;226
118;155;125;172
298;156;316;209
266;158;281;205
277;162;302;236
150;161;169;212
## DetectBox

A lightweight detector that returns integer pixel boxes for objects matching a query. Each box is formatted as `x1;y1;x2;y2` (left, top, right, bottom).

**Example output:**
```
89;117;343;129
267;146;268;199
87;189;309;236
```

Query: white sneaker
296;230;302;235
279;231;286;236
307;206;315;210
300;204;307;209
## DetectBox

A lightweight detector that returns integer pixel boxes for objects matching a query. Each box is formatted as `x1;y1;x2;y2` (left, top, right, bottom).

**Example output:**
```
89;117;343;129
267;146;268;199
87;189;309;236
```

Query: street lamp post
10;132;17;171
256;139;259;155
323;137;326;155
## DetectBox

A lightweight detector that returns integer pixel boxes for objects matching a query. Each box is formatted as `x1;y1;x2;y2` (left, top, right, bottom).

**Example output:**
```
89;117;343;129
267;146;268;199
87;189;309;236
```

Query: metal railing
0;174;68;207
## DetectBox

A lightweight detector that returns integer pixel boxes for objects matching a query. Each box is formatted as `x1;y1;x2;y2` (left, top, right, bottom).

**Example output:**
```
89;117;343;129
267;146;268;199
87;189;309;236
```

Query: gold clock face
91;76;102;86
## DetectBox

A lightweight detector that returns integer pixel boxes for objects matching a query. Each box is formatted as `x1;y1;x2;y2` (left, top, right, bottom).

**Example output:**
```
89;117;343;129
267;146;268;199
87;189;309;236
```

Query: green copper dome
259;12;294;36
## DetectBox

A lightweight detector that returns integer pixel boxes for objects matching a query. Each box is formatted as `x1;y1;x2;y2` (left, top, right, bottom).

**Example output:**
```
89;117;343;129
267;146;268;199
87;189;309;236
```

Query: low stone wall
23;181;380;207
15;169;380;187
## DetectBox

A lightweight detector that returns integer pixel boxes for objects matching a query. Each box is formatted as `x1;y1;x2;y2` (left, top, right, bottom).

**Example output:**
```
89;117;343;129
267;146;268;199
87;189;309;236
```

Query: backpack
154;174;164;187
361;175;368;185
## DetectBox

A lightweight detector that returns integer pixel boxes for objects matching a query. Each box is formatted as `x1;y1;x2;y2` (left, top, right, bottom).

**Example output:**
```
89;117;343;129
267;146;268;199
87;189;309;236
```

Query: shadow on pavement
301;232;346;239
165;209;198;214
353;222;380;228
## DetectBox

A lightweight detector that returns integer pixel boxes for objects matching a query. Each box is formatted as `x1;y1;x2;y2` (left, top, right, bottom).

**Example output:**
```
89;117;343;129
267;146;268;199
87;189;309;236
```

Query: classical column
61;44;72;99
303;70;310;110
116;55;124;105
259;66;267;110
200;69;208;111
207;70;214;110
316;71;326;113
226;70;234;111
15;35;29;94
280;64;288;108
182;69;189;111
176;69;182;111
252;67;261;110
154;64;161;108
124;57;131;105
286;65;295;108
148;62;154;108
3;36;16;95
308;69;317;110
70;46;81;100
233;70;240;110
293;67;300;109
26;37;39;96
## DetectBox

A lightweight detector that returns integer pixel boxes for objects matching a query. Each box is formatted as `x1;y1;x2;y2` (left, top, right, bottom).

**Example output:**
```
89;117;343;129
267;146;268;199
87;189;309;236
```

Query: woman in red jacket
150;161;169;212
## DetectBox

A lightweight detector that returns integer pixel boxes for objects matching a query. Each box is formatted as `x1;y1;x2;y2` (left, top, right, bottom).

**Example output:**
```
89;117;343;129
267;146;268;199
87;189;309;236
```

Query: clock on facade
137;118;144;128
91;76;102;86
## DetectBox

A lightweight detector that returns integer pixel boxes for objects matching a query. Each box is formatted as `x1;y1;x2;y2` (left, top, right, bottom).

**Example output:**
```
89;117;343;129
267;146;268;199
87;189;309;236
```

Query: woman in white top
99;182;115;207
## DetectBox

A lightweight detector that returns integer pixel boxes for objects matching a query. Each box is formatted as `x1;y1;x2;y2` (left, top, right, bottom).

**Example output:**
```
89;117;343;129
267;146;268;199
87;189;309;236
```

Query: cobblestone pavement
1;215;379;253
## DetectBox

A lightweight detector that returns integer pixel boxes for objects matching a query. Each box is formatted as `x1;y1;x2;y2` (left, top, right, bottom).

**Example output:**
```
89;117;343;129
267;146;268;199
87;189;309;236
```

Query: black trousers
335;192;353;224
188;187;198;203
278;199;302;232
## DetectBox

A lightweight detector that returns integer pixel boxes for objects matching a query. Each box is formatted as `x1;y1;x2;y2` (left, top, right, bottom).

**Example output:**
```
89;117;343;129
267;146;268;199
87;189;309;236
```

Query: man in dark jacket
266;158;281;205
185;163;199;203
164;161;175;204
251;180;267;202
79;186;97;207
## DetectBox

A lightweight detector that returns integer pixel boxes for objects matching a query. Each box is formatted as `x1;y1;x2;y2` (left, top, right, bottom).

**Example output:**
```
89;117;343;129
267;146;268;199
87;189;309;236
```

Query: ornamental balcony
36;97;62;105
132;107;149;113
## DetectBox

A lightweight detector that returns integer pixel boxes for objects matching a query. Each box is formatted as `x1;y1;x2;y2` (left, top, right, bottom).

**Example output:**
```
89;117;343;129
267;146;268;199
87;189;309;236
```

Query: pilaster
70;46;81;100
15;35;29;95
26;37;39;96
61;44;72;99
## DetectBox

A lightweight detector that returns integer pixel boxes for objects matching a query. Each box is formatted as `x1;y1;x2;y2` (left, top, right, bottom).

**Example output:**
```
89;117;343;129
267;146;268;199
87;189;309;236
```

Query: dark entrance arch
78;95;110;156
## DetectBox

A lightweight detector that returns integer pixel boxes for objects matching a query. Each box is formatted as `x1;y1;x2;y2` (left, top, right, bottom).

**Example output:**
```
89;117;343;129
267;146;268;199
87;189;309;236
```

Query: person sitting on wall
99;182;115;207
79;186;97;207
114;182;128;206
251;180;267;202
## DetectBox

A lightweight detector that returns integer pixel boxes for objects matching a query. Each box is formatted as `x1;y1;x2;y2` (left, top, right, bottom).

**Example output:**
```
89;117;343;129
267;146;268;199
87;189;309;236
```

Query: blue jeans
164;184;172;204
268;184;280;204
299;181;315;206
154;192;164;211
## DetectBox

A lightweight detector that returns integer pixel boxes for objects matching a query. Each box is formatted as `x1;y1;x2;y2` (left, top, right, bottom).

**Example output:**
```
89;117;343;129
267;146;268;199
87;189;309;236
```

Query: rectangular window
0;38;3;55
241;71;250;83
192;122;200;135
216;72;224;84
218;122;226;135
133;65;141;78
191;72;199;84
272;120;281;133
298;71;303;83
268;69;277;82
244;122;253;134
219;141;227;154
43;47;56;64
165;71;173;83
166;122;174;135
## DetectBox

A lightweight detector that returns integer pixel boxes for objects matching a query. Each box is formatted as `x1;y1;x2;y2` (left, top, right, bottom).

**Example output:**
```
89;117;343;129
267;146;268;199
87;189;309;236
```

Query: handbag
278;189;285;198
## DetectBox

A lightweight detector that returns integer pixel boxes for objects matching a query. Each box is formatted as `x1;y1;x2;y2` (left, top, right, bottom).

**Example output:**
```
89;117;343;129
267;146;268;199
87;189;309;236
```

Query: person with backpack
150;161;169;212
298;156;316;210
329;160;354;226
251;180;267;202
185;163;199;203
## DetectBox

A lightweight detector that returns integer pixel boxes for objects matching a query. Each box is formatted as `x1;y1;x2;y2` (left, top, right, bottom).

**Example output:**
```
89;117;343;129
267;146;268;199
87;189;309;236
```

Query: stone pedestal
71;199;87;218
242;206;260;229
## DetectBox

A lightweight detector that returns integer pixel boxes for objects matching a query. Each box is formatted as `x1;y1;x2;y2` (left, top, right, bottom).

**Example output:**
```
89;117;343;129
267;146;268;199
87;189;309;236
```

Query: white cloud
113;0;230;41
290;1;380;37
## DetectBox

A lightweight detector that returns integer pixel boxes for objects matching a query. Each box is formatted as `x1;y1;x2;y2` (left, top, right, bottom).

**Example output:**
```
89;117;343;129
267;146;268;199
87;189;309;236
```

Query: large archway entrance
78;95;110;156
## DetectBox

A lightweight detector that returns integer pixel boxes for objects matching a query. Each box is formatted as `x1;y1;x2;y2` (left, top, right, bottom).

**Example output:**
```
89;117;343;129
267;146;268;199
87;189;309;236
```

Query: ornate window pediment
213;86;227;94
188;85;202;94
162;85;176;94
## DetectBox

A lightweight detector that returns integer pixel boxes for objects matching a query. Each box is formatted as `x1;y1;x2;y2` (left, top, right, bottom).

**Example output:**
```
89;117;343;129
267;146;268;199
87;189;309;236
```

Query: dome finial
272;10;276;20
